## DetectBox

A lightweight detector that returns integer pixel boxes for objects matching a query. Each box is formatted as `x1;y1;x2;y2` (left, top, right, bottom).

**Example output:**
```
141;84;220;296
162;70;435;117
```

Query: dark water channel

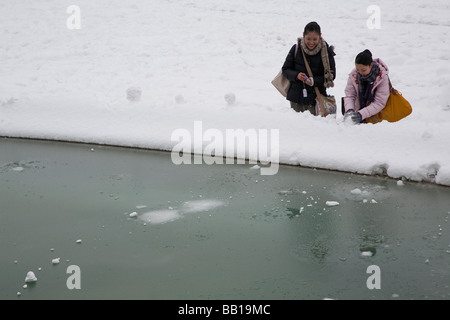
0;138;448;300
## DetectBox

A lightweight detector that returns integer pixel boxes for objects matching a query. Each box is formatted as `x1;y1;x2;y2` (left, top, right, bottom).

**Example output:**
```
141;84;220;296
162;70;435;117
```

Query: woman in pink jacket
343;50;390;124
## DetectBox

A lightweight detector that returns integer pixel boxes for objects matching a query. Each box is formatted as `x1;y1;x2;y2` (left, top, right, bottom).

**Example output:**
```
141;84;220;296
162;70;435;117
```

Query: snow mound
1;0;449;187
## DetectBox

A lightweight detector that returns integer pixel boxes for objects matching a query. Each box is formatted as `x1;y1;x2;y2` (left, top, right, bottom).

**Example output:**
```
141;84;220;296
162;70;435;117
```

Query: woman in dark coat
282;22;336;115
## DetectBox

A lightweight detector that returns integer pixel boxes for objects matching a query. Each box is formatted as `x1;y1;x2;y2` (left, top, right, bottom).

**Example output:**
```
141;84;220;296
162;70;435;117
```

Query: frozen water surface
0;139;448;300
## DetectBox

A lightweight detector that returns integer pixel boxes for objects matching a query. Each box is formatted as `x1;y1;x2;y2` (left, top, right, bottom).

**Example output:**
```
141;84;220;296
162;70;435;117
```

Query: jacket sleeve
358;76;390;120
312;46;336;87
281;44;301;83
343;73;357;113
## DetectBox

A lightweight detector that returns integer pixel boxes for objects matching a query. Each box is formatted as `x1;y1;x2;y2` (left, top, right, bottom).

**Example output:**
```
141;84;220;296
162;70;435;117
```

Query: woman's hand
297;73;313;86
344;110;363;124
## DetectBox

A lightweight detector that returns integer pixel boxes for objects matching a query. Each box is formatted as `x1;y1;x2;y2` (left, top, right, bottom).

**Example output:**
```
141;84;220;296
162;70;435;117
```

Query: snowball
361;251;373;257
1;97;17;106
12;167;24;172
175;94;185;104
52;258;61;264
326;201;340;207
25;271;37;283
76;239;82;244
126;87;142;102
397;180;404;186
129;211;138;218
344;115;356;126
351;188;362;195
224;92;236;105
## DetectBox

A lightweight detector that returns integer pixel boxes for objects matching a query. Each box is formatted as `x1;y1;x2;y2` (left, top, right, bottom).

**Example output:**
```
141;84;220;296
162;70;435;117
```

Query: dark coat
282;40;336;106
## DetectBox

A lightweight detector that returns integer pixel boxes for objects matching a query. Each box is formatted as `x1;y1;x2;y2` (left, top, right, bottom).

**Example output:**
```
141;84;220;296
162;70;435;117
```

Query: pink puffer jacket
343;58;390;120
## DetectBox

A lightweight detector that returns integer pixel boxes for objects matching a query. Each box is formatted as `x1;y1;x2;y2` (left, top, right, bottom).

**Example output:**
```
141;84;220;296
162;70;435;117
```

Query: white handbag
271;43;298;98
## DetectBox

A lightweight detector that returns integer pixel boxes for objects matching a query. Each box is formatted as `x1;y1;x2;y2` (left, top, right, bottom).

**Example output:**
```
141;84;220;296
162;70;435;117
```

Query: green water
0;138;448;300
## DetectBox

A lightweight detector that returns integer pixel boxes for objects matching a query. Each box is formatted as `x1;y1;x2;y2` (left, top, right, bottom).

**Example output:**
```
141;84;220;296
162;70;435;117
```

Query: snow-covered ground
1;0;450;186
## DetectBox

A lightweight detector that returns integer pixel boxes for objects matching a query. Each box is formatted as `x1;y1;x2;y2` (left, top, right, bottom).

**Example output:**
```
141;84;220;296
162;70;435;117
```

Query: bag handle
301;48;326;115
388;78;398;95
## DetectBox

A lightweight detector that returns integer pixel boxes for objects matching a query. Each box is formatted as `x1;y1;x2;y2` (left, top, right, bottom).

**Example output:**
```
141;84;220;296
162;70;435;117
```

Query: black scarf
358;62;380;109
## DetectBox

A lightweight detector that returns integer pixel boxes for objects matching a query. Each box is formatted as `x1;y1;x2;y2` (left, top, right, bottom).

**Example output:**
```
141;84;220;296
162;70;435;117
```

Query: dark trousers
290;102;316;115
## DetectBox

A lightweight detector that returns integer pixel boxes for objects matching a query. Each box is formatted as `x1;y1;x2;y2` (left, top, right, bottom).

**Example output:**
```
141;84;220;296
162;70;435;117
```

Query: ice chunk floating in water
25;271;37;283
361;251;374;257
180;199;224;214
137;199;224;225
139;209;181;225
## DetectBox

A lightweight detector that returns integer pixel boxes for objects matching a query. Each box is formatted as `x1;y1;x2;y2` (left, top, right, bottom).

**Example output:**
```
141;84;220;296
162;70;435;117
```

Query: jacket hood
374;58;389;73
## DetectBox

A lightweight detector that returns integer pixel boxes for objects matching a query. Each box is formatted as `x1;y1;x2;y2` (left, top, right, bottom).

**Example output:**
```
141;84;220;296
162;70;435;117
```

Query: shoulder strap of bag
301;47;313;79
301;48;326;115
388;77;395;93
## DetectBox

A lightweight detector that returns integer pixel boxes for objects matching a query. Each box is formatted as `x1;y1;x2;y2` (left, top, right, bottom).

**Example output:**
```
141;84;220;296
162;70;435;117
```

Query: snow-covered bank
1;0;450;186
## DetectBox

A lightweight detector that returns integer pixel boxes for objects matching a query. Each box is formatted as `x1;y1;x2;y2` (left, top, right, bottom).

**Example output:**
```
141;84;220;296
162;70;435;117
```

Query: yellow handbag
365;80;412;124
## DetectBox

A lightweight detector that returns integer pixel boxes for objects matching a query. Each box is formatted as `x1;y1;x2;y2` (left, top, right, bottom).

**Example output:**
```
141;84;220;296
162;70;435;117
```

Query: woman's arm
281;44;301;82
358;76;390;120
343;74;357;113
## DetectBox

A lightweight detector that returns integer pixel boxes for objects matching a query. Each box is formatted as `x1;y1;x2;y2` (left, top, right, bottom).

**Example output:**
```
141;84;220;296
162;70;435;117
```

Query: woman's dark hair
304;21;321;35
355;49;373;65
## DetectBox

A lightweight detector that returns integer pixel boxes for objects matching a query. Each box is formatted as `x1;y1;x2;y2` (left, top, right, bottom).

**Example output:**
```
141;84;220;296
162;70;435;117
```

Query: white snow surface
1;0;450;186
